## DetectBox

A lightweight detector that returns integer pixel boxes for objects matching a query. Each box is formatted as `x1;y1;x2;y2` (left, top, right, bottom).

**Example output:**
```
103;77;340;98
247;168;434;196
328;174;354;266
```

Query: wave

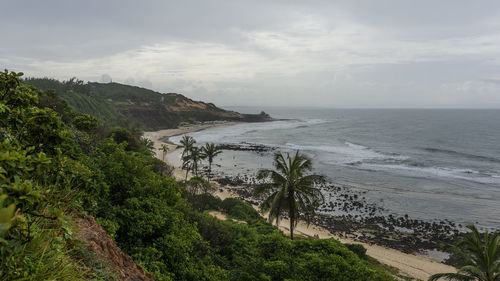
280;142;500;185
362;163;500;185
170;119;328;144
171;122;500;185
281;141;408;164
422;147;500;163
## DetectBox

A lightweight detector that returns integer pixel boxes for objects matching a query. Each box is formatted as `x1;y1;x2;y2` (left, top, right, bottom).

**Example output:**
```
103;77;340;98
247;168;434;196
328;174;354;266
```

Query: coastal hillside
24;77;271;130
2;70;397;280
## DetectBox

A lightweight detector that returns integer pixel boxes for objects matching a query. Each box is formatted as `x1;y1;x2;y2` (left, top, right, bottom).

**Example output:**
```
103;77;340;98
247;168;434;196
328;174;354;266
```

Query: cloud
2;0;500;107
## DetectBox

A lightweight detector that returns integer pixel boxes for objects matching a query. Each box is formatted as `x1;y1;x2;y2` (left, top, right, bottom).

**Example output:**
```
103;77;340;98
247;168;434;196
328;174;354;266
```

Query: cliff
25;78;272;130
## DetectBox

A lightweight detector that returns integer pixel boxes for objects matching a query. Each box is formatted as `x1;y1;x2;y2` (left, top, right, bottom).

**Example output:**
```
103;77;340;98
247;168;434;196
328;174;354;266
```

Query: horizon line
220;105;500;110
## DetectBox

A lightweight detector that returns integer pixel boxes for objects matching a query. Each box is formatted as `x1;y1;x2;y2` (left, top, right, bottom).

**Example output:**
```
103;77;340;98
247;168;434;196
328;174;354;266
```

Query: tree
254;151;325;240
182;154;192;180
72;113;98;131
179;135;196;179
140;137;154;151
185;176;213;196
201;143;222;180
181;145;205;180
109;127;139;151
184;146;204;177
179;135;196;158
160;144;169;162
429;225;500;281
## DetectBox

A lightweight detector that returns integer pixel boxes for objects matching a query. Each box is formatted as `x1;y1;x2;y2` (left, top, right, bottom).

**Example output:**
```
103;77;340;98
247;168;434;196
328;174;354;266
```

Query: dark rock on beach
217;142;275;152
214;173;464;255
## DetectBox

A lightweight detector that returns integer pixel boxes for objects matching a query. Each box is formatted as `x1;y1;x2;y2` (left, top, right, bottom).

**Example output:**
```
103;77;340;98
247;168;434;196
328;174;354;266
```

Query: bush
72;113;98;131
220;198;261;221
188;193;223;211
345;243;368;259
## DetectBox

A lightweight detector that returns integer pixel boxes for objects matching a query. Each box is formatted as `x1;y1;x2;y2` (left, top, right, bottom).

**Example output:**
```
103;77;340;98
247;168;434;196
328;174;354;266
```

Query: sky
2;0;500;108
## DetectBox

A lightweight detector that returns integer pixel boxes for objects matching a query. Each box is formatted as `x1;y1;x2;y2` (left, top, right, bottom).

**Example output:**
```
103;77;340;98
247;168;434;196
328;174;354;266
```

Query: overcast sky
2;0;500;108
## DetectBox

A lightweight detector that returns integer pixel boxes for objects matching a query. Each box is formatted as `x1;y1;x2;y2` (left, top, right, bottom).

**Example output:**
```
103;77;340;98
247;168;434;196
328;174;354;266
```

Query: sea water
170;107;500;230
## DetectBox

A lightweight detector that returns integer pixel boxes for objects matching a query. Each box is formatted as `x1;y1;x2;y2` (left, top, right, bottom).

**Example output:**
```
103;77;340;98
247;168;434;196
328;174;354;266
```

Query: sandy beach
143;122;239;159
143;124;457;281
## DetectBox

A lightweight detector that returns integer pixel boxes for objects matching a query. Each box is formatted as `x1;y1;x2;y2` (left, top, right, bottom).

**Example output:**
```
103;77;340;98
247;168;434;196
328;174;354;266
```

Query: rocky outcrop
76;216;154;281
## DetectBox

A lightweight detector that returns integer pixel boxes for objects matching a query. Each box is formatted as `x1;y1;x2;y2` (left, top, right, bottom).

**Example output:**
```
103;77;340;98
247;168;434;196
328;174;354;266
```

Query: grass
1;223;87;281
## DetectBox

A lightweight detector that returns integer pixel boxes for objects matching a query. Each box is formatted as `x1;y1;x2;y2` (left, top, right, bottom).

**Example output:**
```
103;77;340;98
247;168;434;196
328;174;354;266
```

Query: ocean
170;107;500;230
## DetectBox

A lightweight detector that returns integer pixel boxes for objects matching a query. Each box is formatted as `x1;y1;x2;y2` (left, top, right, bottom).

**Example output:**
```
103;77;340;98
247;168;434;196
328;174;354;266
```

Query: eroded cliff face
26;78;272;130
76;216;154;281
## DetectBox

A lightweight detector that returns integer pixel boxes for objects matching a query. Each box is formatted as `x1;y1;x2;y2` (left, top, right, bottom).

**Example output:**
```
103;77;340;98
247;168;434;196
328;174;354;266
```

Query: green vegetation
0;70;114;280
201;143;223;180
3;70;396;280
179;136;222;181
180;135;197;180
255;151;326;240
24;77;271;131
429;225;499;281
24;77;124;127
160;144;169;162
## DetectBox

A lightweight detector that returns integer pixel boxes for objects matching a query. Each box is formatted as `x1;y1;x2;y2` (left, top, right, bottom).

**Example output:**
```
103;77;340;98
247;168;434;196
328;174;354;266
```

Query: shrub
345;243;368;259
220;198;261;221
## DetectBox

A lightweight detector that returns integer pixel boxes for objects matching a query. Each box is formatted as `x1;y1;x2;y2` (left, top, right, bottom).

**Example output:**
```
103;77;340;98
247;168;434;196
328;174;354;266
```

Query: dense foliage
24;77;125;127
24;77;271;131
0;70;112;280
429;225;499;281
2;70;395;280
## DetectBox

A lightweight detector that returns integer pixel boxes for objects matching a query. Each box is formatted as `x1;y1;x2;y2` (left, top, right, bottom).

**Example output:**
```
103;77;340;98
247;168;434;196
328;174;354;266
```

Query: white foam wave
280;141;500;184
363;163;500;185
170;119;327;144
281;142;407;164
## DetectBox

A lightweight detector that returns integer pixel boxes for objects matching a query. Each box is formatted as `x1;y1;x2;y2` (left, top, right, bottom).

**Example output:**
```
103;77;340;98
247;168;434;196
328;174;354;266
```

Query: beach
144;123;457;281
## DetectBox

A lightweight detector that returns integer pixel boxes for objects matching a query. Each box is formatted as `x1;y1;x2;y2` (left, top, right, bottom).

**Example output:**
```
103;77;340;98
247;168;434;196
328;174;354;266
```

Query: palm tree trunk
289;191;295;240
208;161;212;181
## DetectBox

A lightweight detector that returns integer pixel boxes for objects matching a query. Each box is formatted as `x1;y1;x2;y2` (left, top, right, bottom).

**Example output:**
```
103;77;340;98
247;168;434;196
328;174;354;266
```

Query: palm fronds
254;150;324;239
429;225;500;281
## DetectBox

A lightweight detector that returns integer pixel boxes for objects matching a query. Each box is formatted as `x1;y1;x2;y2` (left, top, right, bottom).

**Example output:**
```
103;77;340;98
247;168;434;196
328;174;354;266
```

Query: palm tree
179;135;196;179
179;135;196;157
182;146;204;179
140;137;155;151
189;146;204;177
429;225;499;281
201;143;222;180
160;144;169;161
254;151;325;240
181;155;192;180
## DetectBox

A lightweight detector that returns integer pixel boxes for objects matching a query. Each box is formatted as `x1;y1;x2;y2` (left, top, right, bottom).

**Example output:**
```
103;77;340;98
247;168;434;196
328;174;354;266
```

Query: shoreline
143;121;240;159
143;124;457;280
